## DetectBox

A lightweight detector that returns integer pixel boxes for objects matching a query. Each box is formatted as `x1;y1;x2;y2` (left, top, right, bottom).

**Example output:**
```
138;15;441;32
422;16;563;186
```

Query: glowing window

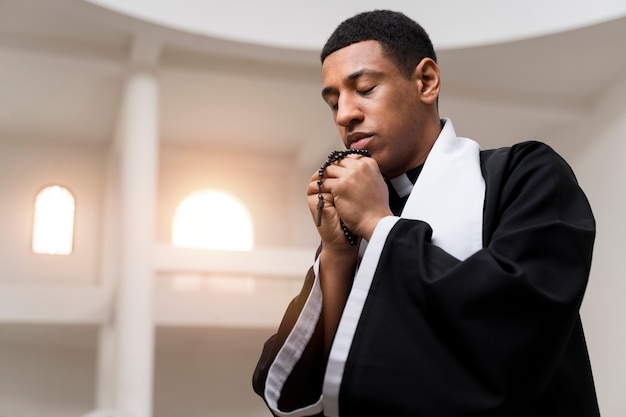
172;190;253;251
32;185;75;255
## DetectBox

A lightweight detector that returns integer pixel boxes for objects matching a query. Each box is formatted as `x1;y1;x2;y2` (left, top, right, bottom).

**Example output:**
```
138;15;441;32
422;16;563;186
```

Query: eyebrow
321;68;383;99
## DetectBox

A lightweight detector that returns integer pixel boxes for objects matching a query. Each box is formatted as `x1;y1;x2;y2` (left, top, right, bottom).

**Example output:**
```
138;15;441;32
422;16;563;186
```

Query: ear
414;58;440;105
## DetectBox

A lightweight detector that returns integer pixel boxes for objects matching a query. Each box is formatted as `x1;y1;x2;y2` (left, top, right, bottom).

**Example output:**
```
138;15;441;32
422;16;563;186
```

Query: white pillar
115;68;159;417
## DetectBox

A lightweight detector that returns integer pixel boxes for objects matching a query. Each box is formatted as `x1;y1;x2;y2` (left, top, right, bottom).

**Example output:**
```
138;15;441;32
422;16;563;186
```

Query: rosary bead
316;149;371;245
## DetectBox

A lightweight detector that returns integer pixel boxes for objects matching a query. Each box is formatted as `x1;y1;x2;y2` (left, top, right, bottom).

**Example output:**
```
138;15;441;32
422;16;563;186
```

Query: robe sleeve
253;141;598;416
252;265;326;416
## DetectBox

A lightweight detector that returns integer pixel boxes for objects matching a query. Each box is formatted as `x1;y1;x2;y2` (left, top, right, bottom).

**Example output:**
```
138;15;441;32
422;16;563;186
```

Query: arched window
32;185;75;255
172;190;253;251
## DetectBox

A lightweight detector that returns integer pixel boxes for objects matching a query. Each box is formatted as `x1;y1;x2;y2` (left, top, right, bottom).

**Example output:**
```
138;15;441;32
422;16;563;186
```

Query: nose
335;94;363;128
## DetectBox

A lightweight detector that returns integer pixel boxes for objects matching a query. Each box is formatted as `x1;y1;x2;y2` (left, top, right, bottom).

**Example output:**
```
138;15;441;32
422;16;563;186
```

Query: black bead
317;149;371;245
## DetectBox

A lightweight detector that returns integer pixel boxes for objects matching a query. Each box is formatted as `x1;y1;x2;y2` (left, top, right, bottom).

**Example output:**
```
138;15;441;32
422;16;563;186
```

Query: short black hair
321;10;437;78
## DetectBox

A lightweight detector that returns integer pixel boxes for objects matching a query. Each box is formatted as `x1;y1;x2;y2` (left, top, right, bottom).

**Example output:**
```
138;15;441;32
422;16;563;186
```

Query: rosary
316;149;371;245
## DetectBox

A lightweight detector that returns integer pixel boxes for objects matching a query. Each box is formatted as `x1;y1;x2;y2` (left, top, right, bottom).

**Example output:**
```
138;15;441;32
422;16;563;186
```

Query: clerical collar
388;164;423;198
386;164;423;216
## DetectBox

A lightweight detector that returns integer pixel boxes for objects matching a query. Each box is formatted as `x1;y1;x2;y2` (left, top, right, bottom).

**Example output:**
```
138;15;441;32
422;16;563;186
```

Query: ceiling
1;0;625;172
85;0;626;51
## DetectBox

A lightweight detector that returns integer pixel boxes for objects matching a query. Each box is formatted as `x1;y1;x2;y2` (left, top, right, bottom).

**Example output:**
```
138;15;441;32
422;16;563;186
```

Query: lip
347;132;374;150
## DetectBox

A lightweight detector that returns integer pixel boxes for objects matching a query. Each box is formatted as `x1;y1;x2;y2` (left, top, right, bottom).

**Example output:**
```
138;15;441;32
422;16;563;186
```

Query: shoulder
480;141;576;182
478;141;594;240
481;140;562;166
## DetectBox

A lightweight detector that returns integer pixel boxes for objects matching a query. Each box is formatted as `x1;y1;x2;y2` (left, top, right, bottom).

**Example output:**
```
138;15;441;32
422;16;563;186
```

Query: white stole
401;118;485;260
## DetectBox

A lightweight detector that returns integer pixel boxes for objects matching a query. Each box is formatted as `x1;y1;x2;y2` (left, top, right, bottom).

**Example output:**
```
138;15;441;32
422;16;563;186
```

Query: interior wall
549;73;626;417
0;326;273;417
157;147;307;249
153;327;272;417
0;141;105;285
0;341;96;417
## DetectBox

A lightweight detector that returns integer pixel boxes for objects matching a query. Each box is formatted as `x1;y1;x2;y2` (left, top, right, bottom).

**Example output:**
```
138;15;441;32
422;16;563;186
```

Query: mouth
347;133;374;150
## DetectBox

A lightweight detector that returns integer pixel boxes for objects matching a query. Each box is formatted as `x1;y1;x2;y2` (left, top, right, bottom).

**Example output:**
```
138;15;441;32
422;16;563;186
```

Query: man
253;10;599;417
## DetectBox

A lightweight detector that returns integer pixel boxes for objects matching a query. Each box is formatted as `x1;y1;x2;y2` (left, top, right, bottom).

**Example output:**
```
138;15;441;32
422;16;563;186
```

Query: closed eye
357;86;375;96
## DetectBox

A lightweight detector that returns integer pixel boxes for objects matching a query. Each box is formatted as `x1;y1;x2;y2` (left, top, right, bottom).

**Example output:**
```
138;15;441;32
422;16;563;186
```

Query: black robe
253;141;599;417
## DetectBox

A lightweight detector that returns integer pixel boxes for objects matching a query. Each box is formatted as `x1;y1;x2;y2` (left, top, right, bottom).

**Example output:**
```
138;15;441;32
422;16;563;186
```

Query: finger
308;191;335;228
321;163;345;179
309;170;321;183
308;192;334;206
323;155;369;178
307;177;325;196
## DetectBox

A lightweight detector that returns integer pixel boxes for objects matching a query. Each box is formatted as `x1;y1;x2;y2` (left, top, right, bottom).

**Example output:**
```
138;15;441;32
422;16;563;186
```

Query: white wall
0;332;96;417
0;325;274;417
153;327;272;417
158;146;312;249
0;141;105;285
550;73;626;417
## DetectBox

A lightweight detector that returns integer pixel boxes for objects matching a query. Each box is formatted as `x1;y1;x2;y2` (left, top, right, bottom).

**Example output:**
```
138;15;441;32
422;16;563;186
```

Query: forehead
321;40;395;84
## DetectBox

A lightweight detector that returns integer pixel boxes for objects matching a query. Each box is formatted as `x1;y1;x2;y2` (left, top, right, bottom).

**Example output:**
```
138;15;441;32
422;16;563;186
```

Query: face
321;40;440;178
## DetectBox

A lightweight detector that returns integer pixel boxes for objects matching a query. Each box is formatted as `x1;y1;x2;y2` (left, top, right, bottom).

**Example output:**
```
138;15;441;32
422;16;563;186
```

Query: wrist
360;211;393;241
320;243;359;264
319;247;358;285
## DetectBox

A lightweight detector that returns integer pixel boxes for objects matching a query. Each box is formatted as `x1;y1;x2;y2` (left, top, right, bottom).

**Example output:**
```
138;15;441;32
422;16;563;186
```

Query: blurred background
0;0;625;416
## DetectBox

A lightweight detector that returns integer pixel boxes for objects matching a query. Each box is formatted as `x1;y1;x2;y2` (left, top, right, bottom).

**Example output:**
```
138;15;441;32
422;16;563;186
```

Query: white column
115;68;159;417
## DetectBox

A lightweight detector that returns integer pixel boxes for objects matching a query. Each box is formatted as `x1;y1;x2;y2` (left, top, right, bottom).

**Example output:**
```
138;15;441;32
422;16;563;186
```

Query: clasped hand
307;154;392;248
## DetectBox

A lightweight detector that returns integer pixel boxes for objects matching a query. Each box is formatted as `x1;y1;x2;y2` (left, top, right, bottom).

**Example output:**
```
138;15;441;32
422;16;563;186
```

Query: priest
253;10;600;417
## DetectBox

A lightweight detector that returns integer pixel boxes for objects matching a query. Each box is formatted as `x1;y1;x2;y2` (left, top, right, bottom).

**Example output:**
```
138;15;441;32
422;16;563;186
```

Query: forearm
318;247;358;355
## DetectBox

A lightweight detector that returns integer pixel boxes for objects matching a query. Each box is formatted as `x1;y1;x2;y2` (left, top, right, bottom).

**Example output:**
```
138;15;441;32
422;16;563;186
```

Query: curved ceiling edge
86;0;626;51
